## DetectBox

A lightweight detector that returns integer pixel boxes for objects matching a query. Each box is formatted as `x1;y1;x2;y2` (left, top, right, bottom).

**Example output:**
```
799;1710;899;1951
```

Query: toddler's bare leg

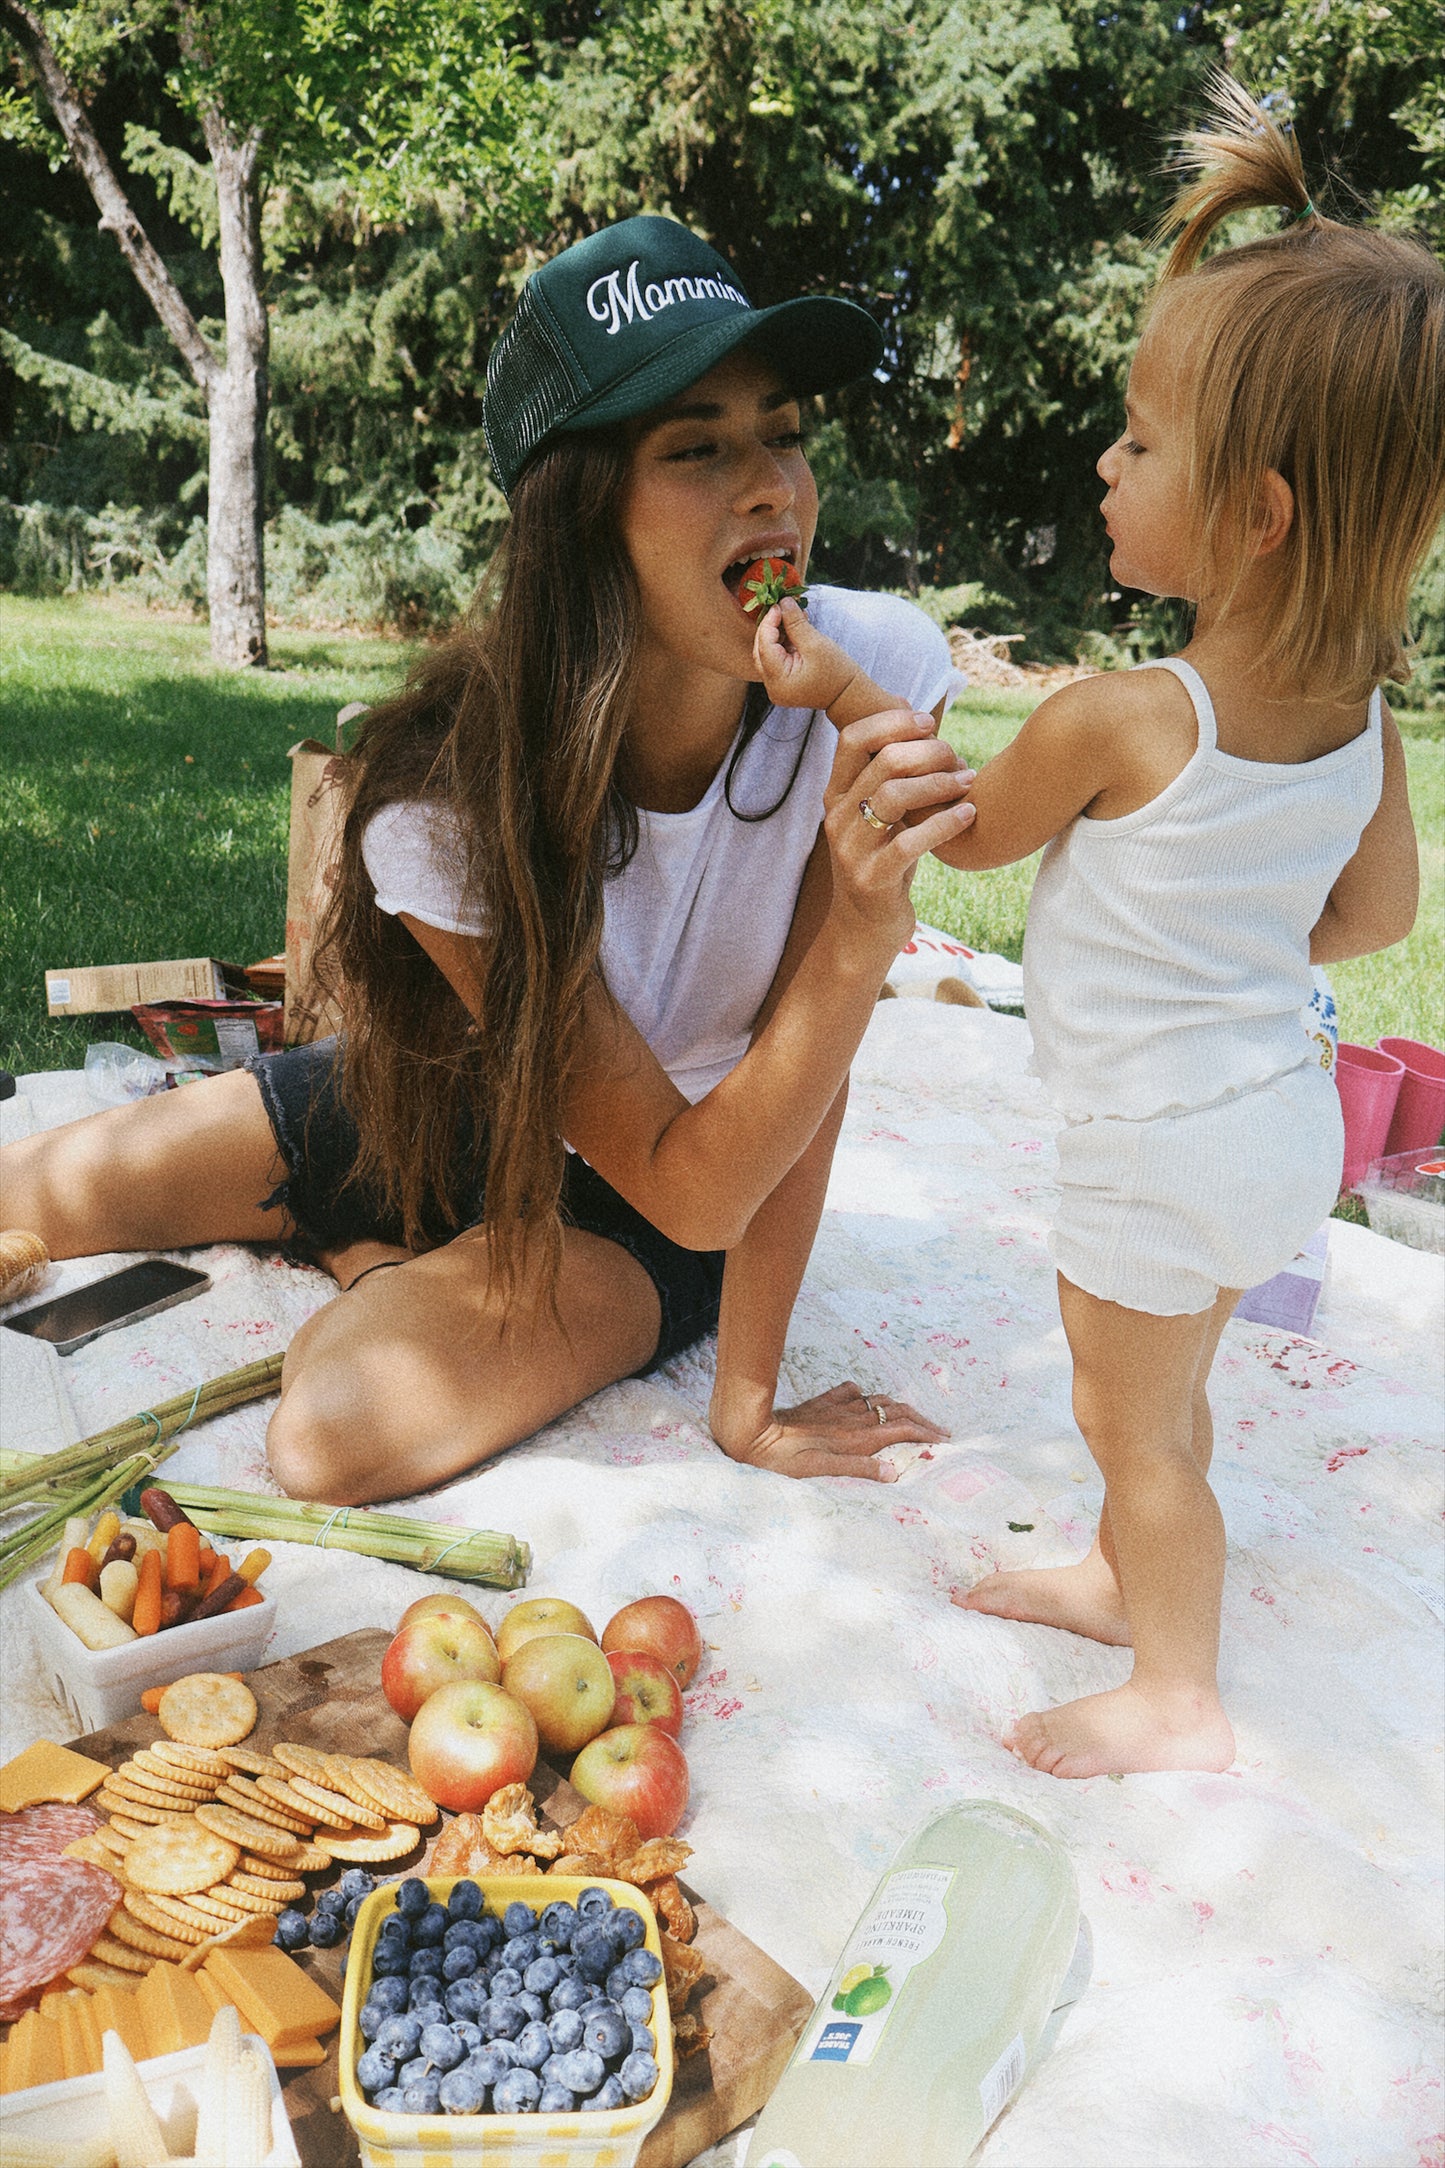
1001;1276;1238;1777
959;1285;1235;1645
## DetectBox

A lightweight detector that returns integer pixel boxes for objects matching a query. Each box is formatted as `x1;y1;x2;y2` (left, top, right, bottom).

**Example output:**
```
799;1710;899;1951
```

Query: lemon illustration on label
838;1964;873;1996
841;1965;892;2016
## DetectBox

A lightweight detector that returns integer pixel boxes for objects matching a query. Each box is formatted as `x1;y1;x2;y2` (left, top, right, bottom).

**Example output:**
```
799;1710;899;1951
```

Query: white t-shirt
363;586;962;1100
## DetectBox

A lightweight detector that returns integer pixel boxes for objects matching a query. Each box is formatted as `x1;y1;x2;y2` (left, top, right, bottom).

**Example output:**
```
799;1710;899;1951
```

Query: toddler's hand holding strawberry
755;597;897;730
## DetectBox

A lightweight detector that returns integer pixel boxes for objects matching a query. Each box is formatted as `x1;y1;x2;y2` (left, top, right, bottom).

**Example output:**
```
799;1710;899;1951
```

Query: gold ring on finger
875;1402;887;1426
858;798;891;832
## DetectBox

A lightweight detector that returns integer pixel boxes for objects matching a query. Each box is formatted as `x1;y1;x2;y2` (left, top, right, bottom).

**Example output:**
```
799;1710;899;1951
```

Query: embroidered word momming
585;259;749;337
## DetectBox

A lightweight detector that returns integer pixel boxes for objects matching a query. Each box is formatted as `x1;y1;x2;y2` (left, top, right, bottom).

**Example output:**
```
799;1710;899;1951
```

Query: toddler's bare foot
1004;1680;1235;1779
955;1549;1131;1646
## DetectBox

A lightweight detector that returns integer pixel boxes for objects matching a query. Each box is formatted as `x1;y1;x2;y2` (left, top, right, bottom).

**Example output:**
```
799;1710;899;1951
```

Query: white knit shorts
1050;1061;1344;1316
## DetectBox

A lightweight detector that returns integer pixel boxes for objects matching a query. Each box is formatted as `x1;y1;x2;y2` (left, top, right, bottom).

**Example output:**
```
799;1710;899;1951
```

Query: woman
1;217;977;1504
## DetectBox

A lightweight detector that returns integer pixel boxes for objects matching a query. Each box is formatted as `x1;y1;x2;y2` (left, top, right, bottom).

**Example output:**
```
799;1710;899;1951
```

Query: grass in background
2;595;1441;1076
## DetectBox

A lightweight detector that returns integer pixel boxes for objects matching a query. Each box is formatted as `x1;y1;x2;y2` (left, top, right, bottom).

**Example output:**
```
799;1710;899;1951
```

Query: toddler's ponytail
1156;71;1316;279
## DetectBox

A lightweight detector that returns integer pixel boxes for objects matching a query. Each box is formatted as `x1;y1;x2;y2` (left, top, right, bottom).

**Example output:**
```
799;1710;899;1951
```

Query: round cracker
288;1775;387;1831
217;1782;313;1834
89;1822;132;1856
98;1787;195;1824
114;1898;198;1957
289;1841;332;1874
215;1746;284;1779
147;1891;233;1938
182;1889;251;1924
105;1812;167;1844
216;1881;288;1915
195;1803;301;1860
316;1819;420;1863
343;1758;440;1826
237;1851;302;1882
130;1751;217;1793
88;1932;151;1975
157;1673;258;1749
230;1871;306;1902
125;1820;240;1896
257;1777;359;1832
115;1761;210;1801
151;1740;234;1778
270;1742;332;1778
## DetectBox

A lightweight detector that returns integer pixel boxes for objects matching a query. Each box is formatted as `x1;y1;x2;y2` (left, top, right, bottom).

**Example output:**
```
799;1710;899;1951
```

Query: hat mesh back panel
485;288;590;493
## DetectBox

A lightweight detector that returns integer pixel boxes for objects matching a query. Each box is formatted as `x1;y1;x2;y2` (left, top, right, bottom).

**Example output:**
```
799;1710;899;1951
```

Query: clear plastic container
339;1874;674;2168
0;2037;299;2162
746;1802;1080;2168
1358;1148;1445;1255
25;1574;277;1733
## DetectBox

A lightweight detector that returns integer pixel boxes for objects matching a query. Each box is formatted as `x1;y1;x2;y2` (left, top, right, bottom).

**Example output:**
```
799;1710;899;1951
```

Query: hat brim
549;294;884;441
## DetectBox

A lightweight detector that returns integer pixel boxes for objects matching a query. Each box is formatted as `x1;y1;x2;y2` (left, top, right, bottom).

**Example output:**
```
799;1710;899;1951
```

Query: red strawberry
740;556;808;615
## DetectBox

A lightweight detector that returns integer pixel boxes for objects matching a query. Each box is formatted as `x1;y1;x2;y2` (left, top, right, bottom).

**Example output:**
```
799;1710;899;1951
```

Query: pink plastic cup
1378;1037;1445;1156
1335;1042;1405;1188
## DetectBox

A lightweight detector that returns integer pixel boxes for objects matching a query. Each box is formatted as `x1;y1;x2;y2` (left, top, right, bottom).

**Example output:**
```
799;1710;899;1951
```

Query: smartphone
2;1259;211;1356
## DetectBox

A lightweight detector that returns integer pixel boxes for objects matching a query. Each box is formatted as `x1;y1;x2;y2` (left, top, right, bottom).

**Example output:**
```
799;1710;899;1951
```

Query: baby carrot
200;1550;232;1598
61;1547;97;1587
140;1686;165;1715
237;1549;271;1585
165;1521;201;1594
197;1545;217;1576
132;1548;163;1635
223;1586;265;1612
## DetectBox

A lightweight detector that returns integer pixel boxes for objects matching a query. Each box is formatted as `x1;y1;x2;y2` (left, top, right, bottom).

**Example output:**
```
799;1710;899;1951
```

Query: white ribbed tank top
1022;657;1383;1120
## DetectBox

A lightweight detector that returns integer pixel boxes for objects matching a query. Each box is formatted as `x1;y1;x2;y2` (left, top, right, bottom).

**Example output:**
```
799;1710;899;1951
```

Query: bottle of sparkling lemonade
745;1800;1080;2168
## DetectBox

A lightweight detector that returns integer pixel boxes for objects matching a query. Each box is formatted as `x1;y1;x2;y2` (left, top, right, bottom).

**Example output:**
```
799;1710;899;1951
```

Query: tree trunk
203;117;268;668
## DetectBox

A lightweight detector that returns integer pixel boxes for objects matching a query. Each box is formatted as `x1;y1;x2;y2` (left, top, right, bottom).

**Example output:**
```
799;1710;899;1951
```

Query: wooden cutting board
71;1628;813;2167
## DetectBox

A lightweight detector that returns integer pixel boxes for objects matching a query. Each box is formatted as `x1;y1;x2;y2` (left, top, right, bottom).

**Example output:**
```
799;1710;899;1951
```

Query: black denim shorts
246;1040;724;1371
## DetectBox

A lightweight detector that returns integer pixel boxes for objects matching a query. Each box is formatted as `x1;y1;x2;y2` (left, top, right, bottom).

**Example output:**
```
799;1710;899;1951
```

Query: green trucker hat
483;215;884;498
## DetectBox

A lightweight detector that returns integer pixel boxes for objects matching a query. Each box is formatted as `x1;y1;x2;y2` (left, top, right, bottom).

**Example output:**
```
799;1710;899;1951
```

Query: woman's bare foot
1004;1680;1235;1779
955;1548;1131;1646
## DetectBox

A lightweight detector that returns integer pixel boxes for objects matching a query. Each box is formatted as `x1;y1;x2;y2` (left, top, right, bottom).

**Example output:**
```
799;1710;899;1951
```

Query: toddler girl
923;77;1444;1775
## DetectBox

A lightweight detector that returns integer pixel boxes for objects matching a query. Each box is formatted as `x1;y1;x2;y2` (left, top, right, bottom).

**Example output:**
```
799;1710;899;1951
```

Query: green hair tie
1292;199;1316;224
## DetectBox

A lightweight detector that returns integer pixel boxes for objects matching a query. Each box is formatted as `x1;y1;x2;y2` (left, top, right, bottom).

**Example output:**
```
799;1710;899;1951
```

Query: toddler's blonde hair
1145;72;1444;700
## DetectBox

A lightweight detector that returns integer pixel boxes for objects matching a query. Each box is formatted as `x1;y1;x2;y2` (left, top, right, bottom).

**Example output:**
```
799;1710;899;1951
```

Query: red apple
407;1679;538;1812
496;1596;597;1664
397;1591;495;1642
501;1633;616;1757
381;1614;501;1724
569;1723;690;1839
601;1596;703;1688
605;1649;684;1738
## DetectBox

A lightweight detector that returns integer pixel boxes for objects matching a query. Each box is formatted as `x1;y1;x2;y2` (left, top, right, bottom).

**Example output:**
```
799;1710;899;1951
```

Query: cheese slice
6;2010;64;2091
192;1965;265;2039
136;1961;214;2057
271;2037;328;2068
91;1982;148;2063
39;1989;70;2023
0;1739;109;1812
202;1947;341;2049
57;1989;102;2078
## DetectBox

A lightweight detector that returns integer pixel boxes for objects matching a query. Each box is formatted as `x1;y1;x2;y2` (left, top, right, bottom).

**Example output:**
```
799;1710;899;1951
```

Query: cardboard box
44;957;251;1018
132;997;285;1070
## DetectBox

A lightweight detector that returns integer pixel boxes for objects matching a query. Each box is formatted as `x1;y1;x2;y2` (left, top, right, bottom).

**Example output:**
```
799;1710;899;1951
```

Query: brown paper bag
282;703;366;1045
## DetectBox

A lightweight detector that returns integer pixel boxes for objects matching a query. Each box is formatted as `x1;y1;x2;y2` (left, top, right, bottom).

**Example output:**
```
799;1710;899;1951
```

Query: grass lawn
2;594;1442;1080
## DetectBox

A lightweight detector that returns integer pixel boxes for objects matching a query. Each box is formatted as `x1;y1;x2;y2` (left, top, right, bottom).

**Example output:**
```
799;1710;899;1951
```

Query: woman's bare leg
958;1283;1237;1646
1002;1275;1238;1778
266;1225;662;1503
0;1070;290;1253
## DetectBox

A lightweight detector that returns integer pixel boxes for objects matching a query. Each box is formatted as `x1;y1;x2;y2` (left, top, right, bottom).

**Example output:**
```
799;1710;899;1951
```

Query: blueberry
444;1920;483;1952
358;2002;387;2042
505;1932;540;1969
631;2021;655;2054
619;2049;659;2102
524;1955;561;1995
604;1964;633;2001
371;2086;407;2112
367;1974;410;2014
355;2045;397;2092
549;1977;590;2013
573;1929;615;1983
490;1965;523;1998
593;2074;628;2109
371;1941;408;1977
397;1877;430;1917
445;1977;484;2022
345;1895;367;1925
539;1900;578;1945
469;2042;517;2085
538;2082;576;2112
619;1985;654;2024
621;1948;663;1987
547;2007;585;2052
375;2015;423;2060
438;2063;488;2114
516;1991;546;2025
308;1911;346;1950
447;1878;484;1920
576;1886;614;1918
401;2075;442;2115
407;1982;445;2018
414;1902;450;1947
584;2007;630;2062
339;1868;376;1901
316;1884;347;1913
420;2021;464;2073
610;1907;646;1953
513;2019;553;2071
493;2067;541;2114
503;1901;536;1938
485;1995;526;2040
442;1944;478;1981
453;2021;482;2052
378;1909;411;1941
273;1910;308;1952
474;1914;503;1952
398;2055;431;2087
552;2047;606;2096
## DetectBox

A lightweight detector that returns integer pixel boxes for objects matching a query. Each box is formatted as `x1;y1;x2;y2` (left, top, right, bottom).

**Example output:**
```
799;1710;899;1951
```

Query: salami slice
0;1835;119;2017
0;1801;103;1864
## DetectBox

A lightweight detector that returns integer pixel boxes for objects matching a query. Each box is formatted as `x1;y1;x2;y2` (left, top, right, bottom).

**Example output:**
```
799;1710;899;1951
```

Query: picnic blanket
2;1002;1442;2168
